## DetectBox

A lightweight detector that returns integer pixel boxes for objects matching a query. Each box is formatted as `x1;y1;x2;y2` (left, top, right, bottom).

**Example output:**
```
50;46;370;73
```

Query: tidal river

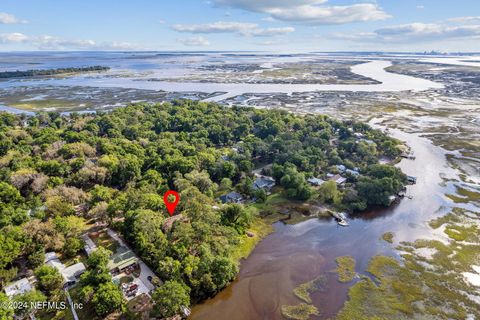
0;60;444;103
190;124;459;320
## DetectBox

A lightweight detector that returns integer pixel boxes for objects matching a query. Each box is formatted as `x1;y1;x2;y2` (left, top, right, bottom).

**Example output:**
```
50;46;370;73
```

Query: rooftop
220;191;243;203
253;176;276;190
307;177;325;186
62;263;86;283
108;247;139;271
4;278;32;298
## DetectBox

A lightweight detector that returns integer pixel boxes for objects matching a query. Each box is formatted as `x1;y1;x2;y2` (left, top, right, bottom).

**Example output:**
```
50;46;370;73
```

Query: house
307;177;325;187
81;233;97;256
62;263;86;286
329;137;338;146
108;247;139;274
45;252;64;270
45;252;86;287
336;165;346;172
407;176;417;184
388;195;398;205
359;138;376;145
220;191;244;204
329;174;347;185
345;168;360;176
253;176;276;191
4;278;33;298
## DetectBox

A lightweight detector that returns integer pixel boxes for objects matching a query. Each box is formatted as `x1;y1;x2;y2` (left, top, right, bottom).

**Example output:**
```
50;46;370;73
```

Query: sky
0;0;479;52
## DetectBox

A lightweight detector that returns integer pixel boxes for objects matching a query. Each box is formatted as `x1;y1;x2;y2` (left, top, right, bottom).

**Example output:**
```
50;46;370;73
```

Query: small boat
329;211;350;226
338;212;348;220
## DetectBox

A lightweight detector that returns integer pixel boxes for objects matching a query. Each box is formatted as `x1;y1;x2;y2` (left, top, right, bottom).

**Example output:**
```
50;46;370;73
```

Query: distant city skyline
0;0;479;52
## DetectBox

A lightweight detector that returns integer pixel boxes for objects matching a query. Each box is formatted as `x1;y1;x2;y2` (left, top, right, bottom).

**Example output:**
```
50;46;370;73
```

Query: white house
4;278;32;298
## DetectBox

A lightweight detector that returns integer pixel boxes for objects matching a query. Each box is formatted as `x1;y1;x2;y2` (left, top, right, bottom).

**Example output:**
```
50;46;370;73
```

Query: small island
0;66;110;79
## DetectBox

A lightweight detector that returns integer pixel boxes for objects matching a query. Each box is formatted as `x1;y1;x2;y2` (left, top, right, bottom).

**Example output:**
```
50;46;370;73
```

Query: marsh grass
381;232;394;243
281;303;320;320
293;275;328;304
337;211;480;320
335;256;356;283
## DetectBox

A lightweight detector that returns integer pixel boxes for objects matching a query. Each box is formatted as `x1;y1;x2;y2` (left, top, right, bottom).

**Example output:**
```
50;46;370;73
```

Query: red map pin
163;190;180;216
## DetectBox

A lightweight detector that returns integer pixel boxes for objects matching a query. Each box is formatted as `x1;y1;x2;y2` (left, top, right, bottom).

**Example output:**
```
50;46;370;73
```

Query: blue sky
0;0;479;52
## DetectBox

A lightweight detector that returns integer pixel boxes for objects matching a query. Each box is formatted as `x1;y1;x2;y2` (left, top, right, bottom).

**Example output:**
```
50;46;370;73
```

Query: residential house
345;168;360;176
220;191;244;204
359;138;376;145
62;263;86;287
407;176;417;184
108;247;139;275
4;278;33;298
253;176;276;192
45;252;86;287
81;233;97;256
307;177;325;187
328;174;347;186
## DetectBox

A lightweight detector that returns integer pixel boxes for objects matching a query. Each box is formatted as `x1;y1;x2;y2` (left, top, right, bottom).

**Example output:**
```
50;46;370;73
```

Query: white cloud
177;36;210;46
447;16;480;24
173;21;258;34
331;21;480;43
250;27;295;37
416;5;425;10
212;0;390;24
172;21;294;37
0;12;26;24
0;32;29;43
213;0;328;11
0;33;139;50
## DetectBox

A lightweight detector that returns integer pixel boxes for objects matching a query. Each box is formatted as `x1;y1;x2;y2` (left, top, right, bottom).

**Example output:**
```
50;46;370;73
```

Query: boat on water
330;211;349;226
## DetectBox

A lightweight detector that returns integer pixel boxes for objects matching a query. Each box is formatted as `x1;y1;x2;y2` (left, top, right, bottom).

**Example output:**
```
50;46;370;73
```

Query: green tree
152;280;191;318
63;237;83;258
220;204;252;233
318;181;341;204
0;292;14;319
12;290;47;319
91;282;124;316
34;265;63;296
0;227;24;269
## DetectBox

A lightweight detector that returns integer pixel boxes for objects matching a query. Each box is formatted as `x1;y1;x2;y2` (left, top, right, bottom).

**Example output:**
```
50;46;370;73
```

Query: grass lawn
230;216;273;262
89;230;119;253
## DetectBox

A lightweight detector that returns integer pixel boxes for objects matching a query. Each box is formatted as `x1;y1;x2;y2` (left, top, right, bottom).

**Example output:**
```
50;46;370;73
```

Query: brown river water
190;126;461;320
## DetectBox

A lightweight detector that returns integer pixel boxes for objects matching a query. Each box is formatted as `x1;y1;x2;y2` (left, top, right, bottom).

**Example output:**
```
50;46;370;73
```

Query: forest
0;66;110;78
0;100;406;319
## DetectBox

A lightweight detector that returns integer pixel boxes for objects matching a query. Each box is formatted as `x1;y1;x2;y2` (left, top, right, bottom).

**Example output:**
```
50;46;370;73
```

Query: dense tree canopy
0;100;404;317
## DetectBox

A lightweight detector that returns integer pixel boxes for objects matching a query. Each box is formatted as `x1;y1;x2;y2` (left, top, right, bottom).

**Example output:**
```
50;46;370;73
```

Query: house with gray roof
220;191;244;204
307;177;325;187
4;278;32;298
253;176;276;192
328;174;347;186
62;263;86;286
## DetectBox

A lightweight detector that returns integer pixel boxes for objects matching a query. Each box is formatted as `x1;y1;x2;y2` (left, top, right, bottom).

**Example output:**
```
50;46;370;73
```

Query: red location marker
163;190;180;216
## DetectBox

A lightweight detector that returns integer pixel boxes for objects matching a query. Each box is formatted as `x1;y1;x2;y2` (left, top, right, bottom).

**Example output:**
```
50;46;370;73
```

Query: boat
338;212;348;220
330;211;349;226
